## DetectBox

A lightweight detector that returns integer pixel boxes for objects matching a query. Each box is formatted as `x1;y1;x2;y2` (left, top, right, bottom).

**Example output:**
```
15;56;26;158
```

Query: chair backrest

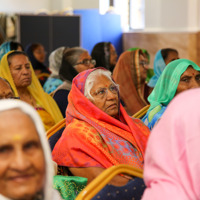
75;164;143;200
47;118;66;139
37;72;50;79
132;104;150;119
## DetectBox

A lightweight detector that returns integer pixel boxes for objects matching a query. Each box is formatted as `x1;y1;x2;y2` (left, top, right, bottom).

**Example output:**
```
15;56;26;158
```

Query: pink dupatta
142;88;200;200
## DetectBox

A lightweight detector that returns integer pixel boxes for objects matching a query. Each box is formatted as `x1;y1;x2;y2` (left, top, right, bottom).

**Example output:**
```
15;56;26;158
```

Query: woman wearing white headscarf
43;47;67;94
0;100;62;200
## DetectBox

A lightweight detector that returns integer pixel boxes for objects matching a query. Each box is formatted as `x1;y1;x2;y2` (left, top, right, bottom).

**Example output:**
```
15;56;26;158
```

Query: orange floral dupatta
113;50;148;115
52;68;150;170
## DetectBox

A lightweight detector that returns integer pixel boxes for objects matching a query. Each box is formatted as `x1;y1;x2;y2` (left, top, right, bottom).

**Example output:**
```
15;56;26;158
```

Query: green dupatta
147;58;200;121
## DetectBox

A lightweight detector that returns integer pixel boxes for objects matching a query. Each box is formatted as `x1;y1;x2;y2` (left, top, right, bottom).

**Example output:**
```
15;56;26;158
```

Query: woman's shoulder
142;105;167;130
43;78;63;94
65;118;97;135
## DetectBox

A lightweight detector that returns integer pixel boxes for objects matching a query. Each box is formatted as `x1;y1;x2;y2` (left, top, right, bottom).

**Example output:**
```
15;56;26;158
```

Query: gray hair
84;68;118;100
63;47;88;68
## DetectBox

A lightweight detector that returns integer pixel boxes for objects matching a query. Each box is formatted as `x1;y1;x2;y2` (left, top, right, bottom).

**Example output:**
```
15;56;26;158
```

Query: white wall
0;0;50;13
0;0;99;13
145;0;200;32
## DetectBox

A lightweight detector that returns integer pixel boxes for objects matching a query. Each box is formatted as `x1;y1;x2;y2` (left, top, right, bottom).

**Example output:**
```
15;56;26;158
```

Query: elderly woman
53;47;95;117
0;77;16;99
91;42;118;72
0;100;61;200
142;89;200;199
148;48;179;89
43;47;67;94
0;51;63;131
52;68;150;187
113;49;149;115
142;58;200;130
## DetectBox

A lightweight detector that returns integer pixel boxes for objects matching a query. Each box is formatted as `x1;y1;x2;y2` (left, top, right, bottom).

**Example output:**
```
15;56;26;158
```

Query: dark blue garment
92;177;145;200
48;127;65;151
53;89;70;118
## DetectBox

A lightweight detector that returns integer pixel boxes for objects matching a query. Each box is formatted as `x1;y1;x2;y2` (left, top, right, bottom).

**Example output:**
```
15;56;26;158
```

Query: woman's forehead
92;75;112;88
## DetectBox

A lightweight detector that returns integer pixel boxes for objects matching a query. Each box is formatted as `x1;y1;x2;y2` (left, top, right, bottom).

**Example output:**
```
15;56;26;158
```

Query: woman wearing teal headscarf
142;59;200;130
148;48;179;88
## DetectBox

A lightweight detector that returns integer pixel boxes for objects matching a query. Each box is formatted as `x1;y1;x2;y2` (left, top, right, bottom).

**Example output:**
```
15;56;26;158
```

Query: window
129;0;145;30
99;0;145;31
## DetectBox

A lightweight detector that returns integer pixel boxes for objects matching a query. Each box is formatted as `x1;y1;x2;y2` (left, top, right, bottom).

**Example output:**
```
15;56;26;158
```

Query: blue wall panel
74;9;122;55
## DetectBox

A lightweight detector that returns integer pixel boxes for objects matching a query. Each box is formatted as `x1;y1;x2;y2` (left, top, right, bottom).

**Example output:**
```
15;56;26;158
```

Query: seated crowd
0;39;200;200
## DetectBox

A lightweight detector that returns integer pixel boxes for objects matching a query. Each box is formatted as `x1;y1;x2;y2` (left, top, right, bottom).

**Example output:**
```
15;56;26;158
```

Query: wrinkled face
89;75;119;118
176;66;200;96
139;54;149;82
0;109;45;200
33;45;46;63
74;51;95;73
0;79;14;99
109;44;117;67
9;55;32;88
165;51;179;65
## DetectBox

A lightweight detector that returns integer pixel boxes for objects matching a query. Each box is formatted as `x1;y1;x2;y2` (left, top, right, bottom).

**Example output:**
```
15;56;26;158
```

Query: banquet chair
132;104;150;119
75;164;144;200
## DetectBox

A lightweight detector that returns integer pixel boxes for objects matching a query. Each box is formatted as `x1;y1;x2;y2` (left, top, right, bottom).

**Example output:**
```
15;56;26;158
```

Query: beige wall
123;32;200;67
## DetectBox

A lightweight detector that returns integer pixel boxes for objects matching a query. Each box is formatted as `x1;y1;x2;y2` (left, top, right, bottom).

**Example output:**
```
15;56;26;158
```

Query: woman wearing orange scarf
52;68;149;188
113;49;150;115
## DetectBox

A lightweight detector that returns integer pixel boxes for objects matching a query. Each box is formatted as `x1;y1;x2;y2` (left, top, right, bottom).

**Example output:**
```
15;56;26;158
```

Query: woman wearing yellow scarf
0;51;63;131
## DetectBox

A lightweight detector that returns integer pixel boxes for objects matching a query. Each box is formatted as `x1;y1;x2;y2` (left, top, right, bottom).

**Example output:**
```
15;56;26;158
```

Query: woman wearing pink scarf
142;88;200;200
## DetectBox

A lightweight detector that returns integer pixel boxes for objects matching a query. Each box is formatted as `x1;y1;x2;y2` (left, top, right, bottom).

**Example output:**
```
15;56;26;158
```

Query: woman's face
33;45;46;63
176;66;200;95
139;54;149;82
165;51;179;65
89;75;119;118
0;79;14;100
0;109;45;200
9;55;32;88
109;44;117;67
74;51;95;73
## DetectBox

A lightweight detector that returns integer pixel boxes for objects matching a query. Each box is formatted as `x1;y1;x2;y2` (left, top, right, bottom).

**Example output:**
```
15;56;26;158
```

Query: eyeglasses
76;59;96;66
91;84;119;99
139;60;149;68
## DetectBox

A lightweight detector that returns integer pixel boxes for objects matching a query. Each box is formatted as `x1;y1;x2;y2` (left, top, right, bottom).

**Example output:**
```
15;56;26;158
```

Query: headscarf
147;50;166;88
143;58;200;130
91;42;111;70
0;42;11;61
0;51;63;126
113;49;148;115
52;68;149;170
49;47;66;79
25;43;49;72
128;47;153;83
43;47;66;94
142;88;200;200
0;100;61;200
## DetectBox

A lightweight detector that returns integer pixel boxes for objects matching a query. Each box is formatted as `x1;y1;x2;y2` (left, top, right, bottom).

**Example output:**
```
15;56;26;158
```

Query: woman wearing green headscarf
142;59;200;130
